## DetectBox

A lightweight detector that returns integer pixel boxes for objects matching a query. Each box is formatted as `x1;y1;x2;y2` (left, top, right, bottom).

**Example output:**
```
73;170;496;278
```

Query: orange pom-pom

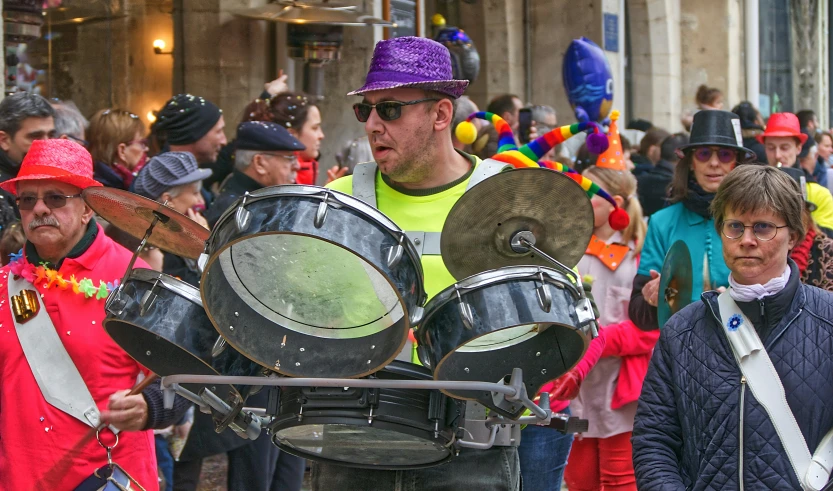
608;207;630;230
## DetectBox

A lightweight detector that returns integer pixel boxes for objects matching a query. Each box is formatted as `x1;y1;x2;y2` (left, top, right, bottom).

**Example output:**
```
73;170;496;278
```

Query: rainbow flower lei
8;250;119;300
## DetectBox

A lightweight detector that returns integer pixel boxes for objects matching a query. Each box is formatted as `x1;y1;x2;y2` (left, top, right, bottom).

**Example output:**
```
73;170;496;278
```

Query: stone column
790;0;820;112
454;0;525;109
178;0;270;138
628;0;682;131
680;0;745;110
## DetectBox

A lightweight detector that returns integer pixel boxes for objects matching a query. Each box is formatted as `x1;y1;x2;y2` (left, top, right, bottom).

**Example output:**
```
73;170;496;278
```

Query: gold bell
11;289;39;323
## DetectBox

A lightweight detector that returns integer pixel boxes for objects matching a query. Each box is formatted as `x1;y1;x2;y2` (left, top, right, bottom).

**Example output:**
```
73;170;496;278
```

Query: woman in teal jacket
629;110;759;330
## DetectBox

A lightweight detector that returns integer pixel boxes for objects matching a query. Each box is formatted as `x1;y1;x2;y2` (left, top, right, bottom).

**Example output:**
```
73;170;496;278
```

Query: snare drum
201;185;426;378
416;266;593;419
269;361;464;469
103;269;263;406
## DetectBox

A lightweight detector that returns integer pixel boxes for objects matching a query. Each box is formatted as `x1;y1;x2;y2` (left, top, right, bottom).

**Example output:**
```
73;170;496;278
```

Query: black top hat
677;110;757;162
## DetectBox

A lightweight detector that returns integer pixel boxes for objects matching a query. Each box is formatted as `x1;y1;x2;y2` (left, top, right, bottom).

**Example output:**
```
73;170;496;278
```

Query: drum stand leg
162;382;262;441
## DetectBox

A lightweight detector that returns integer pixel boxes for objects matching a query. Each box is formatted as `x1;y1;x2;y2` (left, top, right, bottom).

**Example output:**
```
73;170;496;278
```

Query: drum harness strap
717;290;833;490
353;159;521;447
8;273;112;431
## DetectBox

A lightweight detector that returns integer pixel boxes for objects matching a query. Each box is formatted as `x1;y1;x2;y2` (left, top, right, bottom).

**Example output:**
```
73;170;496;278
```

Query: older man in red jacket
0;139;188;490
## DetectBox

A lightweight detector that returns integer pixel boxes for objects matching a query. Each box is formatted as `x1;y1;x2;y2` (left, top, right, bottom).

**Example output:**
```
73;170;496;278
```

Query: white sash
9;273;105;429
717;290;832;490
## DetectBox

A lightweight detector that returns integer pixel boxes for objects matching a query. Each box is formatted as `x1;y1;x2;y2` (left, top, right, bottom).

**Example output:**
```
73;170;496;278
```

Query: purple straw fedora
348;36;469;99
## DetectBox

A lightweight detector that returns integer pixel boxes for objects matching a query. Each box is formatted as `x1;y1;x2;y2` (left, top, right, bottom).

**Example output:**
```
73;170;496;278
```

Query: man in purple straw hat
320;36;520;490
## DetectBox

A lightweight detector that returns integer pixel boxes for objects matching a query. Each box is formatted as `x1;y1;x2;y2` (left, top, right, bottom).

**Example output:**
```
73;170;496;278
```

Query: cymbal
82;187;209;259
658;240;693;327
440;167;594;280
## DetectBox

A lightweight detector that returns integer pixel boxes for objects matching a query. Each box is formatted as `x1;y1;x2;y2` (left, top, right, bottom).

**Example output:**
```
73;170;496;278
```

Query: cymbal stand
105;208;169;313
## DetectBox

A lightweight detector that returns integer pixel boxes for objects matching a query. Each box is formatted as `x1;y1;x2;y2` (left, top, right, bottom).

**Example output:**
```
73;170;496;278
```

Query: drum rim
200;238;411;378
420;265;581;326
201;230;409;339
429;320;588;402
121;268;202;306
206;185;424;295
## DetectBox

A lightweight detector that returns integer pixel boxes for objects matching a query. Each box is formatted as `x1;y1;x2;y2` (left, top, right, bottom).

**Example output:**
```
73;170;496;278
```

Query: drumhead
422;265;579;354
275;425;451;467
217;233;404;338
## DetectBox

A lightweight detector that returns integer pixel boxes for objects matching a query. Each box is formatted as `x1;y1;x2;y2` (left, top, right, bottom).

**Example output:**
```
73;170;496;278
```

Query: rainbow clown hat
455;111;630;230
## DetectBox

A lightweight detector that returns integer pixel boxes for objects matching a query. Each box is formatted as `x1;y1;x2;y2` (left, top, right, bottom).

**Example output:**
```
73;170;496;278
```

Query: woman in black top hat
629;110;758;331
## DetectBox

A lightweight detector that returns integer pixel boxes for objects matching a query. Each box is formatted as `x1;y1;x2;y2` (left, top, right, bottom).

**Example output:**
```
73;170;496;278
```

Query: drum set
86;166;599;470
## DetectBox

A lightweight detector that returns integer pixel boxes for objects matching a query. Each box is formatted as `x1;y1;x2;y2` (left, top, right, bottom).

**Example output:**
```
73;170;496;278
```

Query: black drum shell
104;269;263;403
269;361;464;469
202;186;424;378
416;269;589;418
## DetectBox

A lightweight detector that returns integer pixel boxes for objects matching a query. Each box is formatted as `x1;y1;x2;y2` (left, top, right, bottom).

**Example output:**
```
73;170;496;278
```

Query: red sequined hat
0;139;102;195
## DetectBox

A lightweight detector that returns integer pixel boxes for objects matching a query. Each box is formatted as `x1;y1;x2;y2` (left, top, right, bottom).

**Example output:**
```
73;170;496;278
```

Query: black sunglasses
353;98;440;122
16;193;82;211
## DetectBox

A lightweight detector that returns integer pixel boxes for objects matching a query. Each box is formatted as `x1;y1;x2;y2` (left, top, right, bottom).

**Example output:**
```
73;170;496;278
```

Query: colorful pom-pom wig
455;111;629;230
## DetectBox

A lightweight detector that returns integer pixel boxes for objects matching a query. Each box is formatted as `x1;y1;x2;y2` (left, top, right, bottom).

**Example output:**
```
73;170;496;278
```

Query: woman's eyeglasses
125;138;149;148
66;135;89;148
721;220;788;241
16;193;82;211
693;147;737;164
352;98;439;122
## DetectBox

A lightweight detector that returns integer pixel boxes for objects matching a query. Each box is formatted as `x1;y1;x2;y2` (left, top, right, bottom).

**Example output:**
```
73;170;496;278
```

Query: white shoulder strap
9;273;105;429
352;158;509;207
717;290;831;490
465;159;511;191
352;162;378;208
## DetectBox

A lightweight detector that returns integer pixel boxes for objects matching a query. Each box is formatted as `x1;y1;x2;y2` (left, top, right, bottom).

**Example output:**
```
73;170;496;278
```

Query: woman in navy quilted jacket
632;165;833;490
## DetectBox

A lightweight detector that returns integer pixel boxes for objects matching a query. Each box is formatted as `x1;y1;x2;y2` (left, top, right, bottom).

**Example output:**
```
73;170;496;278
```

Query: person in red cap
759;112;833;231
0;139;189;490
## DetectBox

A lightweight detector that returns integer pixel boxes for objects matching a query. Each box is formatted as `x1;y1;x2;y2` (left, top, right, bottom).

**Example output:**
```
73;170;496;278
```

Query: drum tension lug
104;285;126;316
297;405;304;422
314;195;329;228
386;234;405;269
367;406;374;424
235;193;252;232
140;279;161;316
535;270;552;313
211;336;228;358
456;289;475;330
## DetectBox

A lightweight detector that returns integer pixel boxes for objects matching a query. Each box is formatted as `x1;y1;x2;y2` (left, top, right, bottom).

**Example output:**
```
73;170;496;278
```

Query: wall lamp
153;39;173;55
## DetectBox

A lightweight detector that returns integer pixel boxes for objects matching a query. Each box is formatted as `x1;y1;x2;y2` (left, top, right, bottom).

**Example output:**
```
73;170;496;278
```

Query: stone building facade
3;0;831;178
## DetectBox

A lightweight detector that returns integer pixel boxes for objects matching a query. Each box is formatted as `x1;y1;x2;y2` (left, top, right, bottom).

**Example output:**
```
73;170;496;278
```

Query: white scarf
729;265;791;302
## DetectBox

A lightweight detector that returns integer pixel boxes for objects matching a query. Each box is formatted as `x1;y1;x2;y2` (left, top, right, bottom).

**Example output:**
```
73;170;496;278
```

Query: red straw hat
0;139;102;195
756;112;809;145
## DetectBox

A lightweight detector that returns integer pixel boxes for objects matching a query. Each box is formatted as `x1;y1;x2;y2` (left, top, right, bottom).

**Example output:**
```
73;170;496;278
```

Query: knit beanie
152;94;222;146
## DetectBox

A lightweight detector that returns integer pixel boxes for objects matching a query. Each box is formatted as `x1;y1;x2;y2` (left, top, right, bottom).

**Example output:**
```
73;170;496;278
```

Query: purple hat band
349;36;469;98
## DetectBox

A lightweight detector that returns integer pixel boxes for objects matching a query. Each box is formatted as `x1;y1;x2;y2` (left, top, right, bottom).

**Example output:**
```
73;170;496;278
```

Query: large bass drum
201;185;425;379
269;361;464;469
103;269;264;407
416;266;594;418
